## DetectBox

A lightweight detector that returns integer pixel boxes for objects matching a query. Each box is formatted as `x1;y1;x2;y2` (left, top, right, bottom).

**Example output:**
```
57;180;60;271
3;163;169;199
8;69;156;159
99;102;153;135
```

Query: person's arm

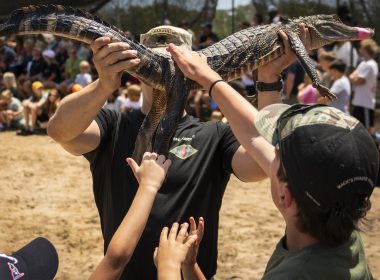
284;71;295;99
157;223;198;280
167;25;309;175
47;37;141;155
181;217;206;280
89;152;172;280
349;71;366;85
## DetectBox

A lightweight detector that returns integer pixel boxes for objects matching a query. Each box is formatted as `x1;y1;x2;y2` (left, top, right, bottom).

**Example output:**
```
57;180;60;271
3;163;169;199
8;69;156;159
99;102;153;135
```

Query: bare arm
167;25;309;175
349;72;366;85
47;37;141;155
89;153;171;280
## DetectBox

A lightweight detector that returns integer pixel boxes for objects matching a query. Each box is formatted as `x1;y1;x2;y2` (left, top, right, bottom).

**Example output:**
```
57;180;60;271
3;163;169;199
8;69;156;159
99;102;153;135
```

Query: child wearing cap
17;80;48;135
165;23;377;279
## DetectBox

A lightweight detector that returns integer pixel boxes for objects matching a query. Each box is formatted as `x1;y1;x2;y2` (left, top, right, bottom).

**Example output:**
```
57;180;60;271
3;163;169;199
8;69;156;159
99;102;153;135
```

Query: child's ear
277;181;293;208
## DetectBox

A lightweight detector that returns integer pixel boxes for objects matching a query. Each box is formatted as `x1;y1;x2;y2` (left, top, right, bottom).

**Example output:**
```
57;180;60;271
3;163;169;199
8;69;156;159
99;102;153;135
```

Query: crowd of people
1;3;380;280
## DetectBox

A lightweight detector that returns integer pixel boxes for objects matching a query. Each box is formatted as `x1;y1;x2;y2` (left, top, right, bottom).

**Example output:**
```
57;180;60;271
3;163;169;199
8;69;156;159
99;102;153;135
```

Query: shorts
352;106;374;128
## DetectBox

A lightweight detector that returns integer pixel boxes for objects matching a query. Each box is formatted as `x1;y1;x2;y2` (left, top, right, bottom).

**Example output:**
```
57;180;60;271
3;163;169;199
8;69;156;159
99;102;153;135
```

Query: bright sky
217;0;252;10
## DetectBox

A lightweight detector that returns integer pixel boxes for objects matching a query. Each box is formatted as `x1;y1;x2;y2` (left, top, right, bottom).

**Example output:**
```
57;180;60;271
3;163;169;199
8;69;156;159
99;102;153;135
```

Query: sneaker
16;128;34;136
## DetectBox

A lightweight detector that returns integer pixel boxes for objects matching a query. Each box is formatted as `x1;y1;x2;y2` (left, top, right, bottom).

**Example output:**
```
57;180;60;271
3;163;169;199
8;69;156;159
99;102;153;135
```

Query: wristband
208;79;224;98
256;77;283;92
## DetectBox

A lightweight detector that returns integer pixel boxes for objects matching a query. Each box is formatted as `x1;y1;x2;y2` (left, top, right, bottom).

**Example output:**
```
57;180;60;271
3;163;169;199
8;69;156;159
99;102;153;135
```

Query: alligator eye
157;35;167;44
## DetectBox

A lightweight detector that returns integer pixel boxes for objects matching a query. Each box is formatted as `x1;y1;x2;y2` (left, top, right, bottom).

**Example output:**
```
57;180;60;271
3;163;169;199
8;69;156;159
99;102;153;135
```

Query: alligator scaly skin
0;5;373;162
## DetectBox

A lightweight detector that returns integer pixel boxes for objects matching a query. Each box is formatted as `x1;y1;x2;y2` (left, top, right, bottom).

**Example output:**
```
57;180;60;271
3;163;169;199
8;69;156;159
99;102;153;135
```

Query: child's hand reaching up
127;152;171;193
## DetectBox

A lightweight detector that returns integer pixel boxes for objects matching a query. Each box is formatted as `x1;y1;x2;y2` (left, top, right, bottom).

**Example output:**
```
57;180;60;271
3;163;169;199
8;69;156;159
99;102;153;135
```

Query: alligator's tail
0;4;166;89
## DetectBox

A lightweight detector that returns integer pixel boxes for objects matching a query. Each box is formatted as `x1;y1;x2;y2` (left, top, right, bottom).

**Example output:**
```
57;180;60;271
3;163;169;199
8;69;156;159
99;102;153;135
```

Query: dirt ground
0;131;379;279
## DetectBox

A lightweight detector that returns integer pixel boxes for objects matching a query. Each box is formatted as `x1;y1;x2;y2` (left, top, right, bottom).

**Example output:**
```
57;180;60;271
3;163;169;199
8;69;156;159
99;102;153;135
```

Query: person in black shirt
198;23;219;50
48;26;265;279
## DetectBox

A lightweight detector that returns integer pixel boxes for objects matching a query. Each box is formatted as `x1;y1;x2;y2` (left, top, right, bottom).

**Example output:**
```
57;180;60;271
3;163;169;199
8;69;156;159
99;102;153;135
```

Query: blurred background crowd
0;2;379;141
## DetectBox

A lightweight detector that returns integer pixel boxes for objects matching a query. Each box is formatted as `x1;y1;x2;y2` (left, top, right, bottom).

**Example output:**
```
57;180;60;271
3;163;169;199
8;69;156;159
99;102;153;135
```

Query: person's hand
183;217;204;266
258;23;310;82
90;37;141;94
166;44;221;89
126;152;171;192
156;223;198;270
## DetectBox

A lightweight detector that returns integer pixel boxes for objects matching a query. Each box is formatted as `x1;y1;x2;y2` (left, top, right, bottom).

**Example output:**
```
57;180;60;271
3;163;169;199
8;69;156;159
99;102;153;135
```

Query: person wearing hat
42;49;60;85
267;4;282;24
0;237;58;280
48;24;272;279
164;23;377;279
17;80;48;136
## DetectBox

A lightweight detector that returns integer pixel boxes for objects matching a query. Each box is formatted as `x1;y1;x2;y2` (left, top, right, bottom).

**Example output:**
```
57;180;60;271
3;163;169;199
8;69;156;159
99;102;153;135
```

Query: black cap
255;104;379;209
0;237;59;280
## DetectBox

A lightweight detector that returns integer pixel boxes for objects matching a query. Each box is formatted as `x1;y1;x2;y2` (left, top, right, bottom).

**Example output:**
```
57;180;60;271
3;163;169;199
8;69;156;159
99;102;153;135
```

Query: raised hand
156;223;198;279
183;217;204;267
90;37;140;94
127;152;171;192
166;43;221;89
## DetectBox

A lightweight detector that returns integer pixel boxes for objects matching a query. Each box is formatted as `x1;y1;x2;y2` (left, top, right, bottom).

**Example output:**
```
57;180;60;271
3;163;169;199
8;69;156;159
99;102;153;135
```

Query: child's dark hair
329;59;346;73
277;161;371;245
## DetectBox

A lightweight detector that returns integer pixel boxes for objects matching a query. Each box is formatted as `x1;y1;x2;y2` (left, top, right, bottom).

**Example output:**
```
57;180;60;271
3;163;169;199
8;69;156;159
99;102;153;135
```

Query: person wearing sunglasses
165;24;378;279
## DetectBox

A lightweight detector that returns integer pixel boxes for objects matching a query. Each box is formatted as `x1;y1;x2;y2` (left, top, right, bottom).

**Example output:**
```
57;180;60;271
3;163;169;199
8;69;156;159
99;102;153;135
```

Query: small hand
90;37;141;93
183;217;204;266
156;223;198;269
126;152;171;192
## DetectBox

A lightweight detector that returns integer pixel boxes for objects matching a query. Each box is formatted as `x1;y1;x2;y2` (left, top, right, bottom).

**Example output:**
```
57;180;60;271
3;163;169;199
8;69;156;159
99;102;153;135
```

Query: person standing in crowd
350;39;379;133
198;23;219;50
319;59;351;114
47;25;267;279
317;50;336;88
284;60;305;104
267;4;282;24
332;41;358;74
164;23;377;279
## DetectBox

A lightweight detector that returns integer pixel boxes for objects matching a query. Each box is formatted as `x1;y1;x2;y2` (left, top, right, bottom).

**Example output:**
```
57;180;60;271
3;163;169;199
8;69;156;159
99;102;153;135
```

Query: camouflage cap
140;25;192;54
255;103;379;209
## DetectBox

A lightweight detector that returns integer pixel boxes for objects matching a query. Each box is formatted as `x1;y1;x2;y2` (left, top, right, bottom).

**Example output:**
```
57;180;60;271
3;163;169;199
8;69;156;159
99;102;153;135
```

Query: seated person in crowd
120;84;142;112
38;89;62;130
0;72;20;99
319;59;351;114
74;60;93;87
0;89;24;131
17;81;48;135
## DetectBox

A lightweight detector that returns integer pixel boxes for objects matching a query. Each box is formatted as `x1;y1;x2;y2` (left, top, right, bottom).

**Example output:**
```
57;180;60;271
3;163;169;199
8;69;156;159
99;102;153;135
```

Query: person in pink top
297;75;319;104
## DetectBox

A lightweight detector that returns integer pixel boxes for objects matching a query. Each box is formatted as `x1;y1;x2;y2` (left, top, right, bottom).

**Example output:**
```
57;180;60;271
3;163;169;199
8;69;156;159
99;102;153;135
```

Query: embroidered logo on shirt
169;144;198;159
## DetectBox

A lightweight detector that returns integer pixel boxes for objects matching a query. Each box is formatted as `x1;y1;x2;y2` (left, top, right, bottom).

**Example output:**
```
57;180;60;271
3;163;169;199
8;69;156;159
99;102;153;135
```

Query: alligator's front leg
284;30;336;100
132;89;167;164
153;74;189;156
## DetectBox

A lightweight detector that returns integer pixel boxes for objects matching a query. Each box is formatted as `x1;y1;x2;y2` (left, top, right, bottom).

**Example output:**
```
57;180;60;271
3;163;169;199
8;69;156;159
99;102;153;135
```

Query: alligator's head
294;14;374;49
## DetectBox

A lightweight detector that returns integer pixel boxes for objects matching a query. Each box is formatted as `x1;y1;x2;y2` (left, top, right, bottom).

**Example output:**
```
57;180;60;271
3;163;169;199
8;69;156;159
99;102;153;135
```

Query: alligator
0;5;374;162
